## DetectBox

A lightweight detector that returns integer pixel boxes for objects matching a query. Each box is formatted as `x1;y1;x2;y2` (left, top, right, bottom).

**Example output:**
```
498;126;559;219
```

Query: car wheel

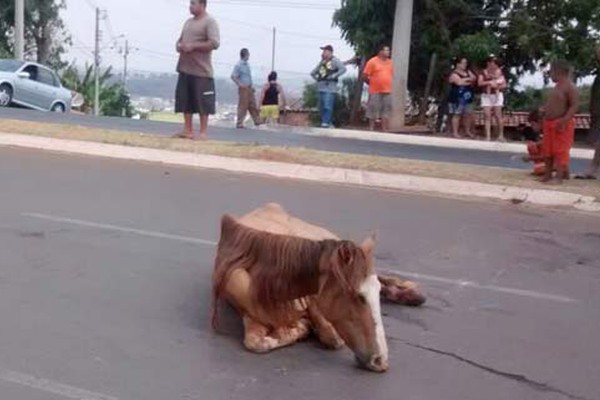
51;103;65;113
0;84;13;107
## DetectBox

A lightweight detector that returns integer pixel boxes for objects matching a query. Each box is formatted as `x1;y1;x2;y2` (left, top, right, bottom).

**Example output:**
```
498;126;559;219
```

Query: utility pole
119;39;138;117
94;7;101;116
389;0;414;131
122;40;130;88
14;0;24;60
271;27;276;72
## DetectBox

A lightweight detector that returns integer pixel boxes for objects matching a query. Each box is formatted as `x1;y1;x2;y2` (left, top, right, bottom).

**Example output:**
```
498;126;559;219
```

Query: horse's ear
337;242;355;266
333;242;356;293
360;232;377;257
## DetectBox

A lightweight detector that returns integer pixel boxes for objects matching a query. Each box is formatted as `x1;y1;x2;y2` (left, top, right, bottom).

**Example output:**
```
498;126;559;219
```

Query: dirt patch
1;119;599;199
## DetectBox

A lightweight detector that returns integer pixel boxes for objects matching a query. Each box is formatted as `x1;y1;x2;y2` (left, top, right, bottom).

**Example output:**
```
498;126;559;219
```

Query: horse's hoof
320;335;345;350
382;285;426;307
244;336;278;353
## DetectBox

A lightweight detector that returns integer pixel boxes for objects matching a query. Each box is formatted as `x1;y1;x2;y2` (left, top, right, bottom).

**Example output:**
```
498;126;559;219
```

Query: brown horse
212;213;388;372
211;203;425;372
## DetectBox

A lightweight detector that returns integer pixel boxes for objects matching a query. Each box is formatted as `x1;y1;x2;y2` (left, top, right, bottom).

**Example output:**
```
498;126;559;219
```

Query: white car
0;59;72;112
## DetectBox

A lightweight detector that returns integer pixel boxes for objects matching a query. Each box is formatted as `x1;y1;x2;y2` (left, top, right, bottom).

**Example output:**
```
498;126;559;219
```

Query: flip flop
574;174;598;180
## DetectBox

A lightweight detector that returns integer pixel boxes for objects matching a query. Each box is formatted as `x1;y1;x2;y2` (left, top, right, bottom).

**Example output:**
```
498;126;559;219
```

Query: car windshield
0;59;25;72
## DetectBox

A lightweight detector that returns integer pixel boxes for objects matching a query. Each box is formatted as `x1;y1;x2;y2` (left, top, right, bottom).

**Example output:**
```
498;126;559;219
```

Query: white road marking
0;369;119;400
379;268;578;304
22;212;217;246
22;212;578;304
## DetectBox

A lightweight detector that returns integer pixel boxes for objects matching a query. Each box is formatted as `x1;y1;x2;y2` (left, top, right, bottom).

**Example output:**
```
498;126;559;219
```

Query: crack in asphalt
389;337;591;400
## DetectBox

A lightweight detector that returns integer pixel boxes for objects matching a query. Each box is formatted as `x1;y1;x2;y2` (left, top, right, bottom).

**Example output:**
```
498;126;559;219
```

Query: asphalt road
0;107;590;172
0;147;599;400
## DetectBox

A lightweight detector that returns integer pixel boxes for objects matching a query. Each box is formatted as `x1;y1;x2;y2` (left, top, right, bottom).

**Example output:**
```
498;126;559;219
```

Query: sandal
574;174;598;180
172;132;193;139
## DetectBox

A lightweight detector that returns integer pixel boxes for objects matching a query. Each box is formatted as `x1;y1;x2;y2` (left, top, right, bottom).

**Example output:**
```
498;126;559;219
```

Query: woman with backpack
447;56;477;138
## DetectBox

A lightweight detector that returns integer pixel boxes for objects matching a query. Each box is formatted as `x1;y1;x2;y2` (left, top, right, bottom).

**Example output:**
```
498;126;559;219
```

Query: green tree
101;86;134;118
452;31;501;71
0;0;71;69
333;0;600;104
333;0;495;100
501;0;600;78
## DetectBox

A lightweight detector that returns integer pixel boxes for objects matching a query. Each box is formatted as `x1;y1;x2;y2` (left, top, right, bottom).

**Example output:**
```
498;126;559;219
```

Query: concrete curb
250;124;595;160
1;132;598;212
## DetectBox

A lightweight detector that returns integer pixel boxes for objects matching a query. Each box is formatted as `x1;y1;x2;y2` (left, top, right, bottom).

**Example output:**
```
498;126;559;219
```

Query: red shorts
542;119;575;168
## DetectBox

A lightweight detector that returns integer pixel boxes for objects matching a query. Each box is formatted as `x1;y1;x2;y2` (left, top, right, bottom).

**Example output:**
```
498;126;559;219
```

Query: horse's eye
358;295;367;304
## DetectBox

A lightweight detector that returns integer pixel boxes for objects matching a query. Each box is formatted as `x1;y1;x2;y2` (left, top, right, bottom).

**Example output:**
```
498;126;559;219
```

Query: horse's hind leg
242;315;309;353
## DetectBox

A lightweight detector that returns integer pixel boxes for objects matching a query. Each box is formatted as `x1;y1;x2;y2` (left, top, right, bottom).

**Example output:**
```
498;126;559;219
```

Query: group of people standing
170;0;396;136
173;0;289;137
447;55;507;141
171;0;600;184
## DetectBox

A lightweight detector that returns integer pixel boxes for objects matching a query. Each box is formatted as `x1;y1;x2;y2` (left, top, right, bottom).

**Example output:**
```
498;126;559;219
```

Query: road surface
0;107;590;172
0;147;599;400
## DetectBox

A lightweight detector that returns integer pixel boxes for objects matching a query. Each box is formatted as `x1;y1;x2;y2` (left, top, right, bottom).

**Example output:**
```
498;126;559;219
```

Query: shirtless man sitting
541;60;580;184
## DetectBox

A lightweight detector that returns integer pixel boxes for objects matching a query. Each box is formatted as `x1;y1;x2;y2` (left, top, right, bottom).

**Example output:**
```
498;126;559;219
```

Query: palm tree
61;62;132;116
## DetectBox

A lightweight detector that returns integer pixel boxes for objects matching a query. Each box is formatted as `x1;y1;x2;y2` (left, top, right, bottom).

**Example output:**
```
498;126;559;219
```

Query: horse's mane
211;214;368;329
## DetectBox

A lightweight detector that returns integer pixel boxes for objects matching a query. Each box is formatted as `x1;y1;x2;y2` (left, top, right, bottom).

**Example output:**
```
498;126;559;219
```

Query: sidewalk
251;123;596;159
0;122;599;212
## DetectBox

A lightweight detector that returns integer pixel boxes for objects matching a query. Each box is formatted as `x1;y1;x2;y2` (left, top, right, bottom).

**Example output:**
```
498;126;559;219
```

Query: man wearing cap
310;45;347;128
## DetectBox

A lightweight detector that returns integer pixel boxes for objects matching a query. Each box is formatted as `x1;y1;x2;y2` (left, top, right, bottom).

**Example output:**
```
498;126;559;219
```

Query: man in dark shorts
174;0;220;140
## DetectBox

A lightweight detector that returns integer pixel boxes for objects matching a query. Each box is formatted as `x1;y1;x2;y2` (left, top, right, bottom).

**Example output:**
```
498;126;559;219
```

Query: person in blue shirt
231;48;262;129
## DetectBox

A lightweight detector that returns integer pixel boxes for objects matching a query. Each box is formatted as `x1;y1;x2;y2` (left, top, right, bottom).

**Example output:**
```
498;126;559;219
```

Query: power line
103;14;119;43
212;0;337;10
133;46;309;77
217;15;345;42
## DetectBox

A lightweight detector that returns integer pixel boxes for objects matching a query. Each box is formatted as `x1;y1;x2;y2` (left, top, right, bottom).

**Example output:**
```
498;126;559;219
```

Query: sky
62;0;357;86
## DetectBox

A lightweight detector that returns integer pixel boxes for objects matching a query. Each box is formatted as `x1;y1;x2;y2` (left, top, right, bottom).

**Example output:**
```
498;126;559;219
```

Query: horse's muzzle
357;354;389;373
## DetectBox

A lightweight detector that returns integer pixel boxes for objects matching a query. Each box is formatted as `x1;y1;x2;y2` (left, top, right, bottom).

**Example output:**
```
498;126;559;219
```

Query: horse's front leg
242;315;309;353
307;304;345;350
271;317;311;347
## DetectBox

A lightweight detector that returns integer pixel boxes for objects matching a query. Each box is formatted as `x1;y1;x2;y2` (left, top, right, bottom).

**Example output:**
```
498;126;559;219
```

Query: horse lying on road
211;203;426;372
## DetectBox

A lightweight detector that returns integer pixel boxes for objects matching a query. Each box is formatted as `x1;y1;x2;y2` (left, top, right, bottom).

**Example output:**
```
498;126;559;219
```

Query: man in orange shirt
363;45;393;131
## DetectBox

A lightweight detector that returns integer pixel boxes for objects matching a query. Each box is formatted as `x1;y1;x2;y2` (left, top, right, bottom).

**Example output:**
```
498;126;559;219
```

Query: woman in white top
478;56;507;141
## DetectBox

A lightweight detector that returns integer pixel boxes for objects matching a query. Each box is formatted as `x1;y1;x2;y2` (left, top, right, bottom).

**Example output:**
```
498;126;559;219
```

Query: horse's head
317;235;388;373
